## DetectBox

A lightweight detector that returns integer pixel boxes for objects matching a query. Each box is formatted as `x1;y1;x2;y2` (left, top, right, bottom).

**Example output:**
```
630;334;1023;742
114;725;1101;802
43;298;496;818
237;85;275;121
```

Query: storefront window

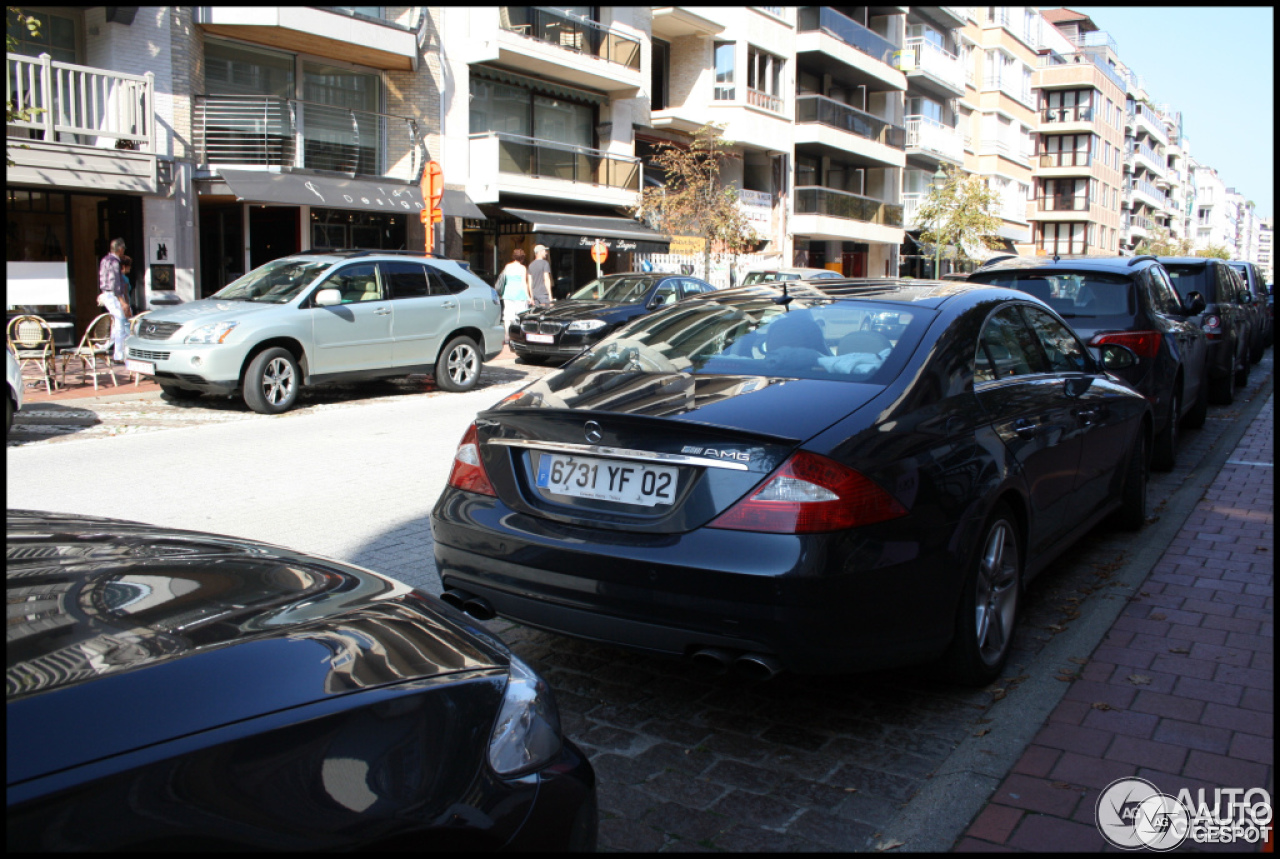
310;207;405;251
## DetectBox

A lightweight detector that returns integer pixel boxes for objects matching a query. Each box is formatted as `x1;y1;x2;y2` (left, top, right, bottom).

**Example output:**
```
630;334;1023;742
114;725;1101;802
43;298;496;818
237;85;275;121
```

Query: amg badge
682;445;751;462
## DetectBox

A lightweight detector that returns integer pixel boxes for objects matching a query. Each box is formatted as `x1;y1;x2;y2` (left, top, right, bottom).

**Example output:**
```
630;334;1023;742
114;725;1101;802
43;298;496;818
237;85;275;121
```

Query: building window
746;45;784;112
1040;179;1088;212
1038;222;1089;255
205;38;295;98
906;96;943;123
652;38;670;111
1040;133;1092;167
714;41;735;101
469;76;595;149
6;7;76;63
1042;88;1093;123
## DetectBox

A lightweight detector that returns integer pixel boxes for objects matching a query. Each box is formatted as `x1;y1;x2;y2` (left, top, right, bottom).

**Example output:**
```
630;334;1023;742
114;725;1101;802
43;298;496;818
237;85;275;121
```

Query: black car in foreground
7;511;596;852
969;255;1209;470
433;280;1152;686
508;272;716;364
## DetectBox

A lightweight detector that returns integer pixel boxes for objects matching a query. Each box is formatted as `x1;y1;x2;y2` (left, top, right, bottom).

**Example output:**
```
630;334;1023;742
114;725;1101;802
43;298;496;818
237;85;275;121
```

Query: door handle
1075;406;1102;425
441;301;457;310
374;307;391;316
1013;419;1040;439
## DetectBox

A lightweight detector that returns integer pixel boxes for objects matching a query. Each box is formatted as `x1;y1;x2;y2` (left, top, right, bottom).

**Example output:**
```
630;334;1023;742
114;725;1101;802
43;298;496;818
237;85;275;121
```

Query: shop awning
501;207;671;254
218;169;424;214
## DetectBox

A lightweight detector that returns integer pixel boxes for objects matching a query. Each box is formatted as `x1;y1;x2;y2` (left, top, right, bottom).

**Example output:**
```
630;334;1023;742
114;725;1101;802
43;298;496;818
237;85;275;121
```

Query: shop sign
738;190;773;226
669;235;705;255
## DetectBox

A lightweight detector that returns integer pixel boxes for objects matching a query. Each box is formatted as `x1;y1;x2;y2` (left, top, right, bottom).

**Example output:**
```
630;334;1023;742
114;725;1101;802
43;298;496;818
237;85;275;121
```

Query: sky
1068;6;1274;220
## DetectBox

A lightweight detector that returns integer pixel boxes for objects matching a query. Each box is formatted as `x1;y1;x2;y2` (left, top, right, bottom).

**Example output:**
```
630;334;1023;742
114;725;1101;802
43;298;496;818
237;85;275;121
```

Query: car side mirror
1099;343;1138;371
1241;292;1254;305
314;288;342;307
1183;291;1206;315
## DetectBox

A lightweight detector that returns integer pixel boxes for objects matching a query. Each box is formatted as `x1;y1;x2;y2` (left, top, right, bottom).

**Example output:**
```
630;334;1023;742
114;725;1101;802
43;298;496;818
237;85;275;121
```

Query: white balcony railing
7;52;154;151
904;114;964;163
900;38;965;91
901;191;924;228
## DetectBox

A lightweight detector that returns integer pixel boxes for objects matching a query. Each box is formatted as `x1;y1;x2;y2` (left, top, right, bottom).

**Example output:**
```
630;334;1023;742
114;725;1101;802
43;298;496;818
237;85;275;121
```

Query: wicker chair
59;312;118;390
7;314;58;394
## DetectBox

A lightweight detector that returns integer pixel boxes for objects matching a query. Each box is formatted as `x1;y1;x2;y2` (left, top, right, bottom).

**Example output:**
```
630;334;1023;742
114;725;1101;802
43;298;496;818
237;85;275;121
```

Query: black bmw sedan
433;280;1153;687
6;511;596;852
509;272;717;364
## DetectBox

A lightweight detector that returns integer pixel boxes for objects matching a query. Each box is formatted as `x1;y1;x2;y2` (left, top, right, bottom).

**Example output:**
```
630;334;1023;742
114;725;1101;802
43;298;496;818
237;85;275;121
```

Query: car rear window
1163;265;1215;303
549;296;934;386
970;271;1133;319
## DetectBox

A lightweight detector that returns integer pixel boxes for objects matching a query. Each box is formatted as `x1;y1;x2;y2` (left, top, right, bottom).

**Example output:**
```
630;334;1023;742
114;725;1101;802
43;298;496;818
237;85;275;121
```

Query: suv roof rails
1127;254;1158;267
308;248;454;260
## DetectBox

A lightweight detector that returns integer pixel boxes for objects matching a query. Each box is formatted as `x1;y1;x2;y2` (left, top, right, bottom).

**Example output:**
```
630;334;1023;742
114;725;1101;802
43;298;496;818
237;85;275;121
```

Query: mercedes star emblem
584;421;602;444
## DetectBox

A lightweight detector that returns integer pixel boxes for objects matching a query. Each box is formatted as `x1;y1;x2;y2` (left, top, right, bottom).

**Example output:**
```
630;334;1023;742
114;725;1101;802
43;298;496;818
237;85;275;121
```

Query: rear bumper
432;489;957;674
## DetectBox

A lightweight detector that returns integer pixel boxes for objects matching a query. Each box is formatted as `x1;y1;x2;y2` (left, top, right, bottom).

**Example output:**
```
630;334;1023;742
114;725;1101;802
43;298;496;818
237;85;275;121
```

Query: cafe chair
7;314;59;394
59;312;118;390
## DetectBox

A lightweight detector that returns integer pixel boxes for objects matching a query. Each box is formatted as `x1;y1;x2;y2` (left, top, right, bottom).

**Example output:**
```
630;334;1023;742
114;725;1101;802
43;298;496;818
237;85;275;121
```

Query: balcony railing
901;191;924;227
904;114;963;163
1128;177;1164;204
794;186;903;228
475;131;640;191
1071;30;1119;56
795;95;906;149
7;52;154;151
1039;151;1091;168
1036;196;1089;212
1130;141;1164;172
1041;105;1093;124
194;95;419;176
900;37;964;91
499;7;641;70
746;87;784;114
797;7;898;66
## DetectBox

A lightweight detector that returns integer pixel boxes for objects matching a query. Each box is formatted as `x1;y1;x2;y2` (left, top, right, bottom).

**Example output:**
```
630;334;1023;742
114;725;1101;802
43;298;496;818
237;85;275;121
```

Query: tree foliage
7;7;45;166
1135;226;1195;257
1196;243;1231;260
915;166;1004;266
634;122;758;281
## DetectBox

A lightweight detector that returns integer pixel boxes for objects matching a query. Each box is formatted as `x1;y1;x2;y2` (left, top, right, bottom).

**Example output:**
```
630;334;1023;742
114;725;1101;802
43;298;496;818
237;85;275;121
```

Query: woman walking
498;248;530;340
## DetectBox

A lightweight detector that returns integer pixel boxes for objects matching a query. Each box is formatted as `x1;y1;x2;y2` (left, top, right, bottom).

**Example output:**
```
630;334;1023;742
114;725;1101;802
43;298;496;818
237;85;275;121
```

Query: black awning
501;207;671;254
442;189;486;219
218;169;425;215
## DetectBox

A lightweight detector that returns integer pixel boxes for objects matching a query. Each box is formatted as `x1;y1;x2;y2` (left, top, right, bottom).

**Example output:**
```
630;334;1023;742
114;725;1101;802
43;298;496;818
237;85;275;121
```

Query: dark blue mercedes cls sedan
7;511;596;852
433;280;1153;686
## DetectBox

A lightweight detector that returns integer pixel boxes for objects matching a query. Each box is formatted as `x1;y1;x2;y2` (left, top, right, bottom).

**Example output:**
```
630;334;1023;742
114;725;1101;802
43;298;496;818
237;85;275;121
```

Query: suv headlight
185;322;239;345
488;653;562;777
567;319;606;332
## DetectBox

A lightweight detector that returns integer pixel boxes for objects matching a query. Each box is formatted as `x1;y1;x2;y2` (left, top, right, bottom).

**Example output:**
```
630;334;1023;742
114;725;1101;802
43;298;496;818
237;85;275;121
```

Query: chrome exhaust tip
461;596;497;621
734;653;782;681
439;589;469;611
690;647;734;675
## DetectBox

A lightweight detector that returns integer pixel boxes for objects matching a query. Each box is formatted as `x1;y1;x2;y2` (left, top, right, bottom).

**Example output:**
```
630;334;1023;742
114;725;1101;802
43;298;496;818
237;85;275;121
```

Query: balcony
1127;178;1165;211
1040;105;1093;125
1130;106;1169;147
650;6;724;39
792;186;904;244
7;52;157;193
901;191;924;228
1038;151;1091;169
897;38;965;96
467;132;640;207
904;115;964;165
194;95;417;179
794;95;906;168
495;7;643;95
796;7;905;91
1037;49;1128;94
1130;141;1165;178
1031;196;1091;220
195;7;418;70
746;87;784;115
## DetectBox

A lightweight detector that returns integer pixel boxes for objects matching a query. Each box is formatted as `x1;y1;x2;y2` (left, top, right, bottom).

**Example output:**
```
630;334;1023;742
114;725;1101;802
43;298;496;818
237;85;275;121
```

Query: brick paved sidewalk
957;394;1274;852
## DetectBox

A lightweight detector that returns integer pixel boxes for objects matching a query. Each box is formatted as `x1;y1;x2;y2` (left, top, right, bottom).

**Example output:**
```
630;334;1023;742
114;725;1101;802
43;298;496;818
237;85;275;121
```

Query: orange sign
590;241;608;264
420;161;444;227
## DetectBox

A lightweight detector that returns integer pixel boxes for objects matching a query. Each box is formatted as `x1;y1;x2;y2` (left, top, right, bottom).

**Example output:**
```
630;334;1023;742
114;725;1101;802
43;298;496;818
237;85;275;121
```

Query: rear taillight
708;451;907;534
1091;331;1162;359
1201;315;1222;339
446;422;496;496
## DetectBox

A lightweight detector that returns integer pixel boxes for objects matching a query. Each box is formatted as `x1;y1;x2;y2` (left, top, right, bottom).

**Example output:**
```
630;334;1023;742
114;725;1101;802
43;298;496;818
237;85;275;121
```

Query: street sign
420;161;444;232
590;241;608;264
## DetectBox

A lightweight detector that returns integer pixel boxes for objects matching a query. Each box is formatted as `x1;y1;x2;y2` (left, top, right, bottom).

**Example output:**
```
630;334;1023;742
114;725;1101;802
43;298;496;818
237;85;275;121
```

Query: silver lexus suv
125;250;503;414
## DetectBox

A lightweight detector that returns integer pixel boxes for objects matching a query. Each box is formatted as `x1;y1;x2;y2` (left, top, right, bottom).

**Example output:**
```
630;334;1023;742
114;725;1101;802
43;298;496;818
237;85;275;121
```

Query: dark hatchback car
509;272;716;364
433;280;1152;687
1157;257;1254;406
1227;259;1271;356
969;255;1209;470
7;511;596;852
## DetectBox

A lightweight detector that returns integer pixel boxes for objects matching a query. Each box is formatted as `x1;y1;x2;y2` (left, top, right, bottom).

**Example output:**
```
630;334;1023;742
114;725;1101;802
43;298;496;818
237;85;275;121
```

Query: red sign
420;161;444;227
590;241;608;264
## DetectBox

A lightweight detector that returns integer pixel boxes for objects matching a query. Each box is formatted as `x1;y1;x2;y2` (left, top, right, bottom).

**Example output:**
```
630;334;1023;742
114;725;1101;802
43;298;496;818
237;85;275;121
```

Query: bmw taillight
1091;331;1162;359
708;451;907;534
447;422;496;496
1201;314;1222;340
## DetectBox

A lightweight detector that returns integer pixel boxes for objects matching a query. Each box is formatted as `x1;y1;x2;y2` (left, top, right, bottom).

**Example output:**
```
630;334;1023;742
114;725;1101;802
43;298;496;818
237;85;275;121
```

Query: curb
878;373;1275;852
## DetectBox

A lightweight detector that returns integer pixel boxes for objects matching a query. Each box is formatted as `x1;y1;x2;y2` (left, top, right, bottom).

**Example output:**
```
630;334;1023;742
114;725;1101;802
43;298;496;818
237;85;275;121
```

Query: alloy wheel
262;357;295;406
447;343;478;386
975;520;1019;665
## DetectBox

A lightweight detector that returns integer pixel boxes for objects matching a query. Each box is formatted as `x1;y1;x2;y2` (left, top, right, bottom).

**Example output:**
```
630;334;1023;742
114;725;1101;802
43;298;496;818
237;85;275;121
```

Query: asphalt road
6;351;1274;851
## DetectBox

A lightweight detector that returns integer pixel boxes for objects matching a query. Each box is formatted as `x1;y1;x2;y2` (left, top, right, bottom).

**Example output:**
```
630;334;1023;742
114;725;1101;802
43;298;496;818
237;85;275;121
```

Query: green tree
915;166;1004;275
1136;226;1194;257
7;7;45;166
1195;243;1231;260
634;122;758;282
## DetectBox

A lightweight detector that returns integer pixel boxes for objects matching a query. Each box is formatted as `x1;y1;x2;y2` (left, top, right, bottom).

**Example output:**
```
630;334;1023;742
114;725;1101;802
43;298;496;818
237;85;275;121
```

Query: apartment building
1258;218;1273;283
1192;164;1233;251
1033;8;1125;256
7;5;441;343
1161;109;1194;245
